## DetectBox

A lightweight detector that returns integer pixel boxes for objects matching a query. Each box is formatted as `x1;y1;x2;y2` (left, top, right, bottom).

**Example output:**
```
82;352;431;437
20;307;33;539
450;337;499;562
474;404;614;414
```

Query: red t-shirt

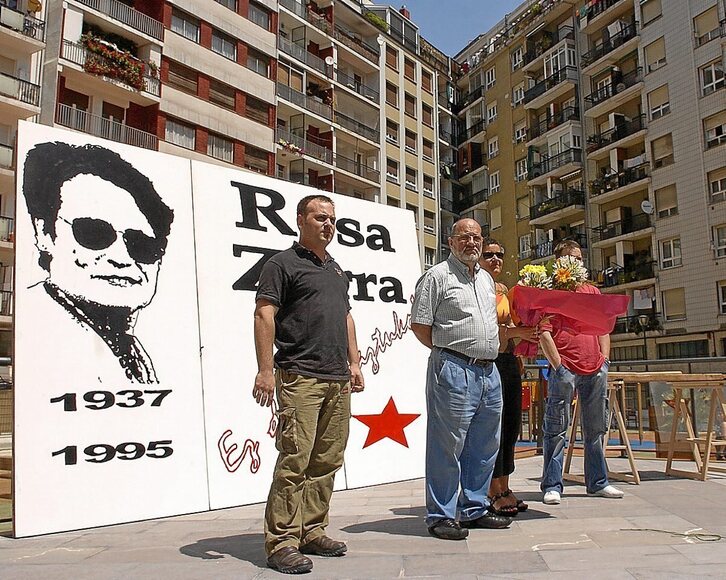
542;284;605;375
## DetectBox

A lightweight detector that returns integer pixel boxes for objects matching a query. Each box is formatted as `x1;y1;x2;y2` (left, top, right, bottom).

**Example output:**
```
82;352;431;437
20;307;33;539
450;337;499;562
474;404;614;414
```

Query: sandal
504;489;528;513
488;493;518;517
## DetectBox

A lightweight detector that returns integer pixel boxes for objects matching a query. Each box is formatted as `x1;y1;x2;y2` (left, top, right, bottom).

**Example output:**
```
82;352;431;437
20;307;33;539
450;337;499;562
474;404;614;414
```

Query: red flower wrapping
508;285;630;357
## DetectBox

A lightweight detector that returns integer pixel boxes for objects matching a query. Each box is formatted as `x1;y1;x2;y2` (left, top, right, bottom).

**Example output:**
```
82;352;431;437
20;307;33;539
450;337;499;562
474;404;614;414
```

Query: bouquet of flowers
551;255;588;290
518;264;551;289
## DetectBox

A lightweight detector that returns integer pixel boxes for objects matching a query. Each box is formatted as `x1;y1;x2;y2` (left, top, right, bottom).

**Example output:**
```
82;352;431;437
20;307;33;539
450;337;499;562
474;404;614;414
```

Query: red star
353;397;420;449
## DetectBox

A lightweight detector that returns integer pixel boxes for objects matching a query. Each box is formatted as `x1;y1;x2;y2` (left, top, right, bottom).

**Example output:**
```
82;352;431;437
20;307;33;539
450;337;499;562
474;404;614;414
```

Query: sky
399;0;525;56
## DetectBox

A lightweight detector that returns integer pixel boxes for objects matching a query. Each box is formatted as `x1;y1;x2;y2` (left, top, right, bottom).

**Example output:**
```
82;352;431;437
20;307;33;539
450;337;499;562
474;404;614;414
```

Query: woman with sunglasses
479;238;538;516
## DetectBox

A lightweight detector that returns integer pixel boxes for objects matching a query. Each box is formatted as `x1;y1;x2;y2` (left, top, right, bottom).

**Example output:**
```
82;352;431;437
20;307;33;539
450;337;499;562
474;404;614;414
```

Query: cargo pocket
276;407;299;454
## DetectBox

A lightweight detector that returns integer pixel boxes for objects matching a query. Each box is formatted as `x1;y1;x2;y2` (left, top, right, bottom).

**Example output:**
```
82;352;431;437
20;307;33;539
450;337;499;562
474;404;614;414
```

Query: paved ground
2;456;726;579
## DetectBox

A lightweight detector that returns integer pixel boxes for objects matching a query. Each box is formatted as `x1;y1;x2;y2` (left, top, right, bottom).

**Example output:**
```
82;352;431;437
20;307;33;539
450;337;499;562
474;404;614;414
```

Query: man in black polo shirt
253;194;365;575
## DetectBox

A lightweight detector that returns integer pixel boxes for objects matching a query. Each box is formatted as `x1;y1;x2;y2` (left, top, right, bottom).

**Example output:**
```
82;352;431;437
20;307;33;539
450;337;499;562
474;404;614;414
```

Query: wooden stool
564;379;640;485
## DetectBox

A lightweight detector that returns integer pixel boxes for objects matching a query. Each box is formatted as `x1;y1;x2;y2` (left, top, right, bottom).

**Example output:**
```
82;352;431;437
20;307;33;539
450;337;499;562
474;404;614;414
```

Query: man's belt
440;347;495;368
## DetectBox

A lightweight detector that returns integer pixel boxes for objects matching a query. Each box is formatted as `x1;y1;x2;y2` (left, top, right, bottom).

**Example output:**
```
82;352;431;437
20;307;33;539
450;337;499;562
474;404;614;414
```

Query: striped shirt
411;254;499;360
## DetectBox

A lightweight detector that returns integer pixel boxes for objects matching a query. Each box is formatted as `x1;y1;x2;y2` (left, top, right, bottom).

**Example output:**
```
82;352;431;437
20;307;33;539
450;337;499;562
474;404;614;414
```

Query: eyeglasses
481;251;504;259
451;234;483;244
61;217;165;264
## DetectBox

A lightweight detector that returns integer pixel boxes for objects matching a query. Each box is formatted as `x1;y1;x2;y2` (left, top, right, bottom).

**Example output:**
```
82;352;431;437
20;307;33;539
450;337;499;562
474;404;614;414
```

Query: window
171;8;199;42
487;101;497;123
386;82;398;107
386;45;398;70
490;206;501;229
386;119;398;143
422;139;434;161
644;37;666;73
489;171;500;193
422;103;433;126
655;184;677;218
659;340;708;359
651;133;674;168
511;46;523;71
514;121;527;143
694;6;720;47
660;238;681;269
485;66;495;89
404;57;415;81
425;247;436;267
512;83;524;106
704;111;726;149
648;85;670;120
515;158;528;182
719;282;726;314
165;117;196;149
278;61;303;92
700;61;724;96
714;225;726;258
167;61;198;94
405;166;417;190
207;133;234;162
215;0;236;10
662;287;686;321
209;79;235;109
422;70;433;93
212;29;237;60
386;158;399;181
488;136;499;158
244;144;269;174
709;168;726;203
641;0;661;26
405;93;416;117
405;129;417;153
247;48;270;77
516;196;529;220
248;1;271;30
423;174;434;195
245;95;269;125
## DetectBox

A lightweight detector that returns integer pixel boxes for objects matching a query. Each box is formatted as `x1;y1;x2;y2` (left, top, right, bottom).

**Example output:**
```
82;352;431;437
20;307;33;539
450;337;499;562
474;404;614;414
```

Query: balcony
0;70;39;108
332;22;379;64
75;0;163;40
0;290;12;317
528;148;582;181
589;162;650;198
452;85;485;114
613;313;663;336
438;92;452;111
528;106;579;141
454;188;489;213
581;21;638;68
335;69;378;101
440;197;454;213
334;111;379;142
695;19;726;47
278;36;331;77
0;216;12;242
279;0;331;35
438;126;452;144
276;126;333;164
586;114;646;153
533;233;588;260
523;66;578;108
56;103;158;150
334;154;379;182
0;4;45;42
276;83;332;120
0;142;13;170
594;261;655;288
592;212;651;243
456;119;486;145
530;188;585;221
523;26;574;67
584;67;643;111
61;39;160;97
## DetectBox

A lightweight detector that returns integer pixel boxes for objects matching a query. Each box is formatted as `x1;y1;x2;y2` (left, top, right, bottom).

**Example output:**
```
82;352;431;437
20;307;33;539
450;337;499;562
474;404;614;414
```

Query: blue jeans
541;362;610;494
425;347;502;526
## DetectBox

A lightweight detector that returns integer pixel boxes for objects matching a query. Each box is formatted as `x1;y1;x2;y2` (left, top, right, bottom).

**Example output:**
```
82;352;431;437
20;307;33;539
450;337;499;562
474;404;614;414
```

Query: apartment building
452;0;726;361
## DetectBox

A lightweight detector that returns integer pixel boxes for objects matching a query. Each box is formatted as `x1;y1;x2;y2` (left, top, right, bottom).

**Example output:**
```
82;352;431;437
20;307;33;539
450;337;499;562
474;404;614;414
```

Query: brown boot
266;546;313;574
299;536;347;557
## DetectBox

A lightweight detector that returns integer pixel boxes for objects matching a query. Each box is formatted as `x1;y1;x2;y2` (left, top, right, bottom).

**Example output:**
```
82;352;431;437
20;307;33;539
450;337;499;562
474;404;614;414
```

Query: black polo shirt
256;242;351;380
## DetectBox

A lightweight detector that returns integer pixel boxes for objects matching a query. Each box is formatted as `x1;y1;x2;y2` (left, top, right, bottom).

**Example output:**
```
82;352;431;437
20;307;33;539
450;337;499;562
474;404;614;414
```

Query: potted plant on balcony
81;33;148;92
364;11;389;32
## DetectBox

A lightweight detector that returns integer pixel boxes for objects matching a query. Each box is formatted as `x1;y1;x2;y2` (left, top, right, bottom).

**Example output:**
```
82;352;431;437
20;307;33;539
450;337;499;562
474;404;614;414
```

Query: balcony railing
594;261;655;288
591;212;651;242
276;83;332;120
0;70;39;106
453;85;485;114
524;66;577;104
278;36;331;77
528;148;582;180
439;127;452;143
438;92;452;110
334;154;379;182
332;22;379;64
75;0;163;40
533;233;588;260
456;119;486;145
523;26;575;66
587;114;646;152
0;290;12;316
530;188;585;220
279;0;331;34
580;0;625;23
440;198;454;213
454;188;489;213
0;216;13;242
589;162;650;197
581;21;638;67
613;313;663;335
335;69;378;101
696;19;726;47
0;5;45;42
334;111;379;142
56;103;158;150
584;67;643;110
0;143;12;169
61;40;160;96
528;106;579;140
276;126;333;164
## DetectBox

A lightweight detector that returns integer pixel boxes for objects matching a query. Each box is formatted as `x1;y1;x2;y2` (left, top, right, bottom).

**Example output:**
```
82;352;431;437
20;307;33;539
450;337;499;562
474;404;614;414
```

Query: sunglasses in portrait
481;251;504;260
60;217;166;264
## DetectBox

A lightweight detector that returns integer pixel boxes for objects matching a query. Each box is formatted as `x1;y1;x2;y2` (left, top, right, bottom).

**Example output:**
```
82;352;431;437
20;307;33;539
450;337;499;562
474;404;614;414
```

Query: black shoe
267;546;313;574
427;518;469;540
460;512;512;529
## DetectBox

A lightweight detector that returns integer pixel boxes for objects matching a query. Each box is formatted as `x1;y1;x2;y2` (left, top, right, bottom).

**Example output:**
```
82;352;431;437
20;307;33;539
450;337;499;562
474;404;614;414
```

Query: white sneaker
543;490;561;505
588;485;624;499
